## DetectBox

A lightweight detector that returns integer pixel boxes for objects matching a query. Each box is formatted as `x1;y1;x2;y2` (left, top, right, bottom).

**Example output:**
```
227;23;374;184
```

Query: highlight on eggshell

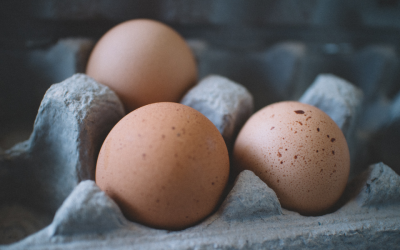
95;102;230;230
86;19;198;113
233;101;350;215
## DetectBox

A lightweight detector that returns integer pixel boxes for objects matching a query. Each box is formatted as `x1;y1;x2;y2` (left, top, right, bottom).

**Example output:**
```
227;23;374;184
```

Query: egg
233;101;350;215
86;19;197;112
95;102;229;230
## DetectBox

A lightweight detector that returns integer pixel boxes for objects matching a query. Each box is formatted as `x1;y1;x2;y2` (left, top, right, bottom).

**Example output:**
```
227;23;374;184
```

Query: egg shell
86;19;197;112
233;101;350;215
95;102;229;230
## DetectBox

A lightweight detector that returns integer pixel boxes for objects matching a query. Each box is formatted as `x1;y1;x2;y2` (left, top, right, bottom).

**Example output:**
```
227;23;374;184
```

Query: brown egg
96;102;229;230
233;101;350;215
86;19;197;112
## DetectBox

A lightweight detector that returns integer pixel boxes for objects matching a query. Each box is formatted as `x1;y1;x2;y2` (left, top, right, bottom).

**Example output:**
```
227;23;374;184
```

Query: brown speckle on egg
294;110;305;114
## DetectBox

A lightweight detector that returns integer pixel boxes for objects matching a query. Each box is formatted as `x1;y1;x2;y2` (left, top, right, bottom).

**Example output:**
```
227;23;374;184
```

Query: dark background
1;0;400;150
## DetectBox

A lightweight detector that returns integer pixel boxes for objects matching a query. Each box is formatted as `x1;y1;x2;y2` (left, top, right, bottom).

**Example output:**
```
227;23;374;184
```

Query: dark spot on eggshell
306;116;312;121
332;150;335;155
142;153;146;159
294;155;298;159
294;110;305;114
271;126;275;130
172;126;175;130
331;138;336;142
317;128;320;132
277;152;282;157
327;135;330;138
296;121;303;125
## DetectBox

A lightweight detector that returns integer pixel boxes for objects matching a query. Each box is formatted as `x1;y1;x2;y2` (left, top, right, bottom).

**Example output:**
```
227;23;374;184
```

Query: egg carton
1;73;399;249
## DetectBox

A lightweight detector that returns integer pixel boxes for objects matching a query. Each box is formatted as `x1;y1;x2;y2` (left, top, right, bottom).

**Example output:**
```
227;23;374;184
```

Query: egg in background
86;19;197;112
233;101;350;215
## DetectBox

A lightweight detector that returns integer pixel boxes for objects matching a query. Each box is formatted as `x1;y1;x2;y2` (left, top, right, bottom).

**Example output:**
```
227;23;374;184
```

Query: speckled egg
95;102;229;230
233;101;350;215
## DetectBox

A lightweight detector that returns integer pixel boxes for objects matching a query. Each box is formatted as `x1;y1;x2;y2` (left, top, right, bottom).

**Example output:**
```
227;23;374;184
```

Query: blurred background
0;0;399;169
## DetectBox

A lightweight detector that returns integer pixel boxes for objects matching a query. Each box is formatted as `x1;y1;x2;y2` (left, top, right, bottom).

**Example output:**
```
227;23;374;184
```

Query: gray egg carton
1;73;399;249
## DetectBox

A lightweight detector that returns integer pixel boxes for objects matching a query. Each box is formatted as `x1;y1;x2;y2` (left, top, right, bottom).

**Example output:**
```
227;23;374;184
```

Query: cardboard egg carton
1;71;399;249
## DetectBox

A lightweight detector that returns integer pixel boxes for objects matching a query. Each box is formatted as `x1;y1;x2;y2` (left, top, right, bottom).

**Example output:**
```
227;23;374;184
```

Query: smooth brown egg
86;19;197;112
96;102;229;230
233;101;350;215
